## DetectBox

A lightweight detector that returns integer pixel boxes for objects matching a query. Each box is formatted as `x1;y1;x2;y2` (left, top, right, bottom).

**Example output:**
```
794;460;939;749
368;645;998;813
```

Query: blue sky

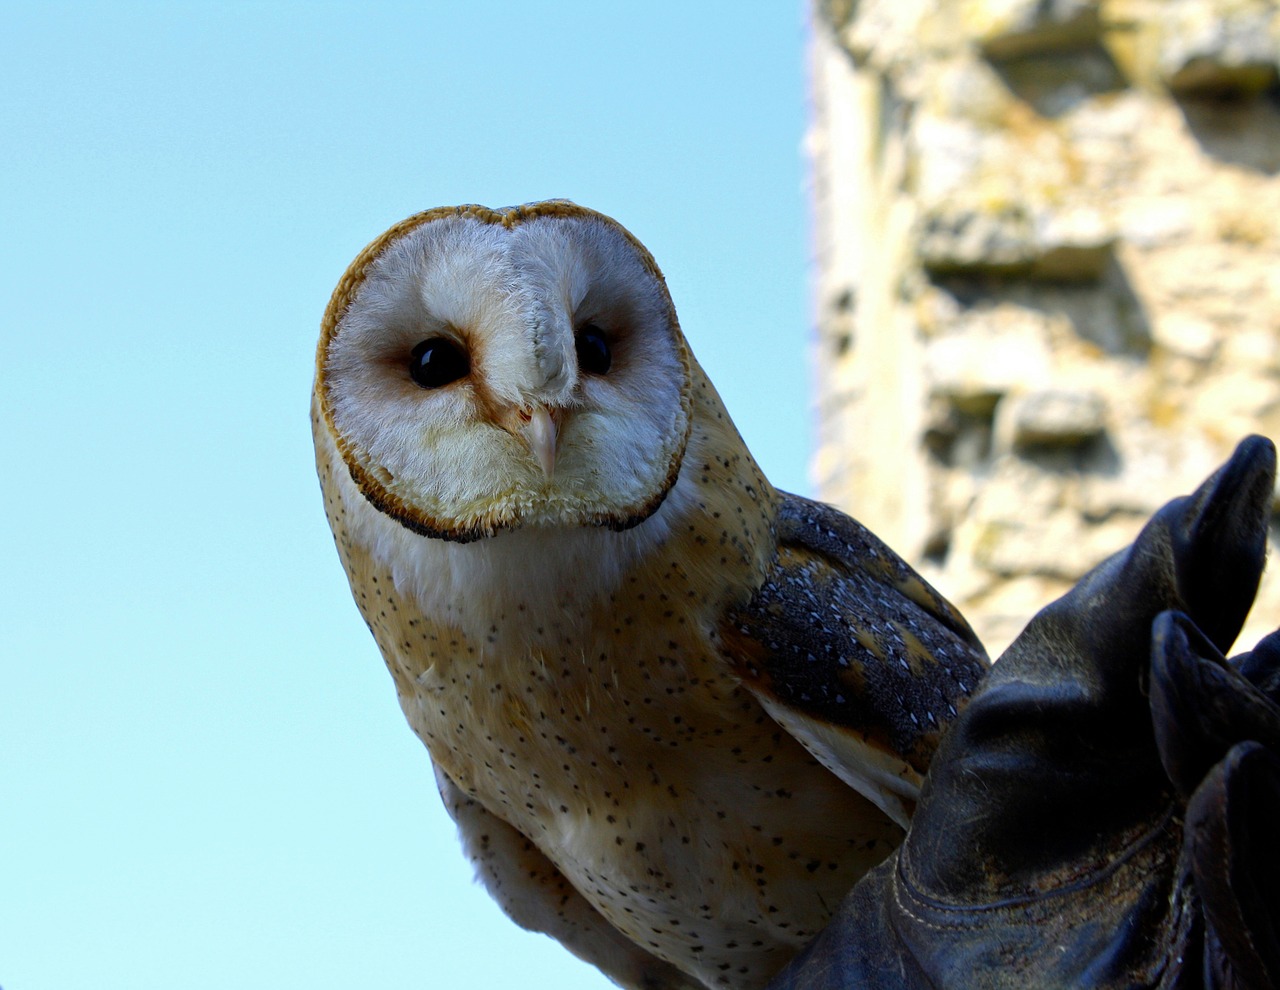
0;4;810;988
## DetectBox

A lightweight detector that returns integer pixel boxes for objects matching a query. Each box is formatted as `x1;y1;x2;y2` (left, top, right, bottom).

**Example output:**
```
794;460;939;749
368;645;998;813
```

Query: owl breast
315;382;903;989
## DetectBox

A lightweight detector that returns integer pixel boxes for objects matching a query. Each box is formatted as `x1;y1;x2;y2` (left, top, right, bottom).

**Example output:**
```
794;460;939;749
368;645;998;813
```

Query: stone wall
808;0;1280;655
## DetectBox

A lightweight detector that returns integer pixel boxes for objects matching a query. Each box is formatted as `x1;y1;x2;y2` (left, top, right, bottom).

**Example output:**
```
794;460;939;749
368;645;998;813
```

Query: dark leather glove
1152;612;1280;989
768;436;1279;990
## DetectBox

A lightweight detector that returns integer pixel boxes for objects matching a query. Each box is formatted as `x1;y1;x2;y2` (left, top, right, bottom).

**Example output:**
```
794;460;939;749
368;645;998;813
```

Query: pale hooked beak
521;404;558;478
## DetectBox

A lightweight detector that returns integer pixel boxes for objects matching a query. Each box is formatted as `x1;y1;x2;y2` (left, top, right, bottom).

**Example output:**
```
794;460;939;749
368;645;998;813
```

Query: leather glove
1152;612;1280;988
768;436;1279;990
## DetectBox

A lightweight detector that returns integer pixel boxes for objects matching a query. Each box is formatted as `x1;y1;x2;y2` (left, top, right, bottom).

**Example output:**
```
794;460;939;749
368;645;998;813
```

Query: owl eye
409;337;470;389
575;325;612;375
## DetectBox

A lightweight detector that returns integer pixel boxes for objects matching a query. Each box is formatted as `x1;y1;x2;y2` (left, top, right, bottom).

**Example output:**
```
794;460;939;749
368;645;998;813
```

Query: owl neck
333;442;701;649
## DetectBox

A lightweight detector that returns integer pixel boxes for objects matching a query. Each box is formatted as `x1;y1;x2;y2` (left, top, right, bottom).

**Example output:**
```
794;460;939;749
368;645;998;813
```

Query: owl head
315;202;694;543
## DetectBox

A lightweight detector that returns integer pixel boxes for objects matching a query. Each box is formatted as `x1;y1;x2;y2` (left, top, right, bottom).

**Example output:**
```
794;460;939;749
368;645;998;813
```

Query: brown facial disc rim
315;201;694;542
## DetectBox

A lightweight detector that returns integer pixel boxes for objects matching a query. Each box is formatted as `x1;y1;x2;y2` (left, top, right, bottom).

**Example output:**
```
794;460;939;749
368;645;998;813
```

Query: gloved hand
1152;612;1280;988
767;436;1280;990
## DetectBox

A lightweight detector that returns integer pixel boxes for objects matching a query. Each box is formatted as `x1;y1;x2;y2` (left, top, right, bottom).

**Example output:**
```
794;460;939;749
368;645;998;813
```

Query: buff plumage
313;202;988;989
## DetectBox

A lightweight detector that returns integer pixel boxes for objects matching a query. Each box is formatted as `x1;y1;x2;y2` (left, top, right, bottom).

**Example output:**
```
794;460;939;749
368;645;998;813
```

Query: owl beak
522;404;558;478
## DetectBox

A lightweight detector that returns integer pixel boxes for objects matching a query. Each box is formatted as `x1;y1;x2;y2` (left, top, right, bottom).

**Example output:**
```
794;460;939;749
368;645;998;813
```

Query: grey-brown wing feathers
719;493;990;826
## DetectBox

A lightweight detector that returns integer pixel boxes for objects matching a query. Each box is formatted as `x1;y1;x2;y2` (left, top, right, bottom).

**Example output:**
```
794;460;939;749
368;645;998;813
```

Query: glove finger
1168;435;1274;653
1186;741;1280;990
1151;612;1280;799
1232;627;1280;707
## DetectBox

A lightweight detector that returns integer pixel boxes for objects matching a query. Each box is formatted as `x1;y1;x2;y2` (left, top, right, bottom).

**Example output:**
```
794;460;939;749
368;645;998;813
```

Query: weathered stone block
969;0;1102;59
1159;0;1280;96
924;310;1054;399
1153;313;1219;360
918;204;1115;281
1009;388;1109;447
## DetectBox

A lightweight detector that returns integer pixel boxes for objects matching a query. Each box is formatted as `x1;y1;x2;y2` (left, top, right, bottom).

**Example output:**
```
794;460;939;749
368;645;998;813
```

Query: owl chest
392;602;756;826
385;599;888;944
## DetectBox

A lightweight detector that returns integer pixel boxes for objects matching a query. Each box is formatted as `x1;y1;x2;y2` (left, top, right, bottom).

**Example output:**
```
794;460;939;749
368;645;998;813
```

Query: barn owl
312;201;988;990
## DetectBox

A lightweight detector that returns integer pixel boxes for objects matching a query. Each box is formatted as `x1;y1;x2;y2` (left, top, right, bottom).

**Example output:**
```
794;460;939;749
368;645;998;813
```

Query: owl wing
718;493;990;828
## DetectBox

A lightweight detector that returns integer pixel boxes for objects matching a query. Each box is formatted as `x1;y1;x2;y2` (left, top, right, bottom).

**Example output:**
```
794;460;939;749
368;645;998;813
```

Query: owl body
314;203;987;989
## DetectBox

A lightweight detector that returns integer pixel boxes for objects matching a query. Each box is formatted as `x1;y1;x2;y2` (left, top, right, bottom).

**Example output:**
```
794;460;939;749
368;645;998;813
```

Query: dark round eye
409;337;470;389
575;325;612;375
